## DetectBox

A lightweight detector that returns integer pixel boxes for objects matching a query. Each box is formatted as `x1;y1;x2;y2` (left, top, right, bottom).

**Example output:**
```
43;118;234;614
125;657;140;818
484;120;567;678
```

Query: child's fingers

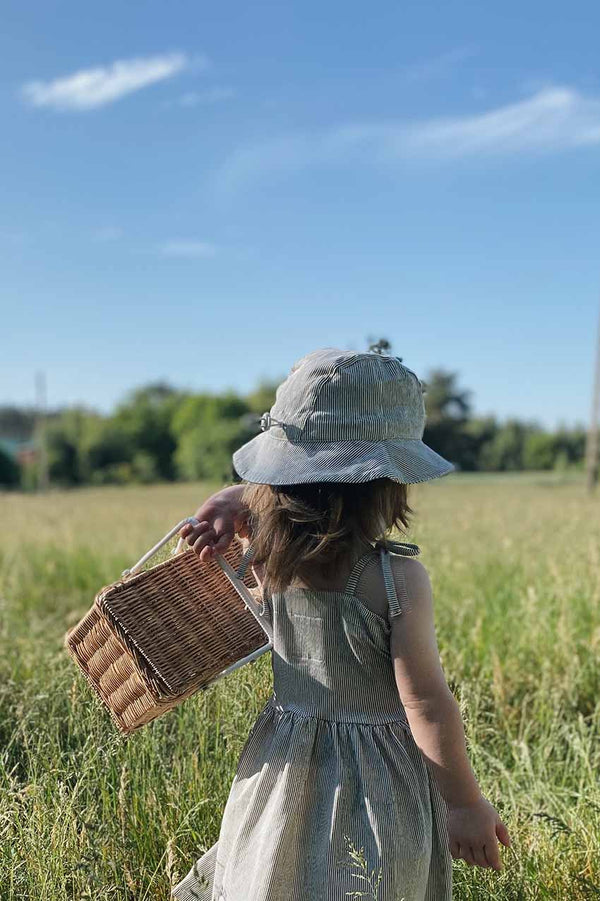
470;845;490;868
459;845;476;866
178;521;195;537
198;544;217;563
180;519;207;540
496;821;511;847
212;529;235;555
483;843;502;871
182;520;212;547
207;516;236;555
191;526;217;557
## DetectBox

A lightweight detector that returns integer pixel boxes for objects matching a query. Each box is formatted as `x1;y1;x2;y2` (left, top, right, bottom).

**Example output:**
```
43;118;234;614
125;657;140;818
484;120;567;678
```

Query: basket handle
121;518;272;642
122;518;196;577
122;518;253;577
216;553;272;642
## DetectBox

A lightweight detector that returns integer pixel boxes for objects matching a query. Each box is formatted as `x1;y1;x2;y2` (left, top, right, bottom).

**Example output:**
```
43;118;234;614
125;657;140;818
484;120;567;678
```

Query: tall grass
1;475;599;899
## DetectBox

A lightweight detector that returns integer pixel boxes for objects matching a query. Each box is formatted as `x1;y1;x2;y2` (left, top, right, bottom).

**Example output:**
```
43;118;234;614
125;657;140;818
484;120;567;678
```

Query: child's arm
389;557;511;871
389;557;480;805
179;484;249;562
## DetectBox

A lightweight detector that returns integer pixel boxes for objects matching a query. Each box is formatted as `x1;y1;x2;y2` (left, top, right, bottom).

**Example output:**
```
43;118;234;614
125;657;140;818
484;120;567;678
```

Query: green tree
245;380;280;415
113;382;184;481
175;420;255;482
0;446;20;487
79;417;134;481
423;370;472;424
0;406;37;441
460;416;500;472
522;431;557;471
171;392;249;438
554;425;586;467
44;407;93;485
422;370;472;469
479;419;529;471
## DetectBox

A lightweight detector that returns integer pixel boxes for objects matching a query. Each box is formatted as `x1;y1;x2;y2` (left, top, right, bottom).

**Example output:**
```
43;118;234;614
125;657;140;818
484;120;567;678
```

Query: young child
173;348;511;901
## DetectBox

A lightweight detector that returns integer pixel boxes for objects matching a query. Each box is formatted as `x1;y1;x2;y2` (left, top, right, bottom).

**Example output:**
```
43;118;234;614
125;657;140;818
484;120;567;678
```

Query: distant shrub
0;446;20;487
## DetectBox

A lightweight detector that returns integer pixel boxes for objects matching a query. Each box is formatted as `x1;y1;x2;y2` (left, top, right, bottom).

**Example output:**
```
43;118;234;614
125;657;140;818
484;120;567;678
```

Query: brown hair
242;479;412;595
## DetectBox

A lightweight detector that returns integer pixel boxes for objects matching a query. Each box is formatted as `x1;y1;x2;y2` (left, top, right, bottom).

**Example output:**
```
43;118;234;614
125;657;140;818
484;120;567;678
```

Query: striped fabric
232;348;455;486
172;543;453;901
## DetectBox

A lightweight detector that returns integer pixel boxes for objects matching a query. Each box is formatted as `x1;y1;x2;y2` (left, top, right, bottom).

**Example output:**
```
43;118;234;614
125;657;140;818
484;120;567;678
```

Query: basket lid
96;541;269;698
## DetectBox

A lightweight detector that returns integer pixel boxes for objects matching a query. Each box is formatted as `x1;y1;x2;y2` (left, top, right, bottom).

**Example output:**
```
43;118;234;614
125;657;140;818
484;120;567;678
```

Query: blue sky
2;0;599;428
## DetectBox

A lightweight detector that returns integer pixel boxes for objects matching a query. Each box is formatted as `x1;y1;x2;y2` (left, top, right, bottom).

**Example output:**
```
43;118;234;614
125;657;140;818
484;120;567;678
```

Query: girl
173;348;510;901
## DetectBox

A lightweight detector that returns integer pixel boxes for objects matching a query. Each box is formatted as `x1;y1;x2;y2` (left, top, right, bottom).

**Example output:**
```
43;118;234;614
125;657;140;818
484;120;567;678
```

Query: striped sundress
172;542;453;901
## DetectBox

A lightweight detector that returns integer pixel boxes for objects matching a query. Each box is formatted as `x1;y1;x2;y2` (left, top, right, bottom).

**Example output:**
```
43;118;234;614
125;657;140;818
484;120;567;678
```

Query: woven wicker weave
65;533;271;735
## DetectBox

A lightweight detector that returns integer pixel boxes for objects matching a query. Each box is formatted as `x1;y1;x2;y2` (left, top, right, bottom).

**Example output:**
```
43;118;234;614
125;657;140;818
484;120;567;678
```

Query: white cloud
177;87;235;107
159;240;218;258
216;87;600;194
21;52;195;111
402;86;600;155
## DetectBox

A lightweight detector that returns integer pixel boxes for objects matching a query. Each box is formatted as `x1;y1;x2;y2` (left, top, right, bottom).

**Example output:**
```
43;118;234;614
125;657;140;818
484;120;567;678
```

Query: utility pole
586;301;600;493
35;370;49;492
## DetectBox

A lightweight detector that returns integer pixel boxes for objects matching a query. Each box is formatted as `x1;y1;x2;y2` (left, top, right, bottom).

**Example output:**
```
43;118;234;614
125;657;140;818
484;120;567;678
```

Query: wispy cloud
403;46;476;83
402;86;600;155
159;240;218;258
21;52;196;111
176;87;235;107
216;87;600;194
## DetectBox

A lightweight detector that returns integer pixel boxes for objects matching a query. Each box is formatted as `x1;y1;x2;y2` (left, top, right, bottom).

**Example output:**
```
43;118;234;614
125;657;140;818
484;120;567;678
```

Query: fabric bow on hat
260;412;272;432
260;412;286;432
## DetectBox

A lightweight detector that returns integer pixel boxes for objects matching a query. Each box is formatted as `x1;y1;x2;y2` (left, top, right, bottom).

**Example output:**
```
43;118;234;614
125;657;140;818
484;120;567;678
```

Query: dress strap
376;540;420;618
344;547;378;595
379;539;420;557
379;546;402;616
345;539;420;599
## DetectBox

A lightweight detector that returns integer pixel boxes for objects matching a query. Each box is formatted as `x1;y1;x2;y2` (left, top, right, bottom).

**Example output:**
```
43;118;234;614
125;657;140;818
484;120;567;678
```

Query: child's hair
243;478;412;594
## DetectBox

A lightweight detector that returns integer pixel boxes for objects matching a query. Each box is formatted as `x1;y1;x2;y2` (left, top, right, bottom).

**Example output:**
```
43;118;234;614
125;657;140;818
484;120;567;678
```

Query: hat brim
232;432;455;486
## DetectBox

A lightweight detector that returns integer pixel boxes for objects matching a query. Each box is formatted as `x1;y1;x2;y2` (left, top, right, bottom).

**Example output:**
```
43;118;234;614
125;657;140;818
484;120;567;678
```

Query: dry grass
1;473;599;899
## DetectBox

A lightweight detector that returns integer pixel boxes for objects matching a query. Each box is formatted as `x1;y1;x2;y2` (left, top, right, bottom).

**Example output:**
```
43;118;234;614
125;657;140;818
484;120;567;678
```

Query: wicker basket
65;519;272;735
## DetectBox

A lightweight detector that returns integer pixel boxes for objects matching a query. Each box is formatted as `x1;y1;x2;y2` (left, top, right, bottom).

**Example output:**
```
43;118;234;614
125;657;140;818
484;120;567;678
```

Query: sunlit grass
1;474;599;899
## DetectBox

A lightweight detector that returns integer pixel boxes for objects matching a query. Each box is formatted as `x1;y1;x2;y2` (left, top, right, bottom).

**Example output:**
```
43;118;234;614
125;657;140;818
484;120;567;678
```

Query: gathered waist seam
268;695;410;728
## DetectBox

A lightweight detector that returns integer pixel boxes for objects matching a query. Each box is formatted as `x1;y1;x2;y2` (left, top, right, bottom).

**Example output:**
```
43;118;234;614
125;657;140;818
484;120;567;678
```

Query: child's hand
446;796;511;871
179;485;249;562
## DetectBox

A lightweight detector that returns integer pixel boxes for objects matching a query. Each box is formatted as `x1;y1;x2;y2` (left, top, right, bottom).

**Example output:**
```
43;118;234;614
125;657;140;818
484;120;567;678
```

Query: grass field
1;474;599;900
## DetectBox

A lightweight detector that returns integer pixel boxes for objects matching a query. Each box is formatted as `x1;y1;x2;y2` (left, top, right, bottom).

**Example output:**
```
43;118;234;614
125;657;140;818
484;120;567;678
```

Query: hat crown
267;348;425;443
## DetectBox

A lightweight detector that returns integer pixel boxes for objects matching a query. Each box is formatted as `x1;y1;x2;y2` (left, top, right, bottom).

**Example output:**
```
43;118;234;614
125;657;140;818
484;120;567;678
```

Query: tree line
0;370;586;489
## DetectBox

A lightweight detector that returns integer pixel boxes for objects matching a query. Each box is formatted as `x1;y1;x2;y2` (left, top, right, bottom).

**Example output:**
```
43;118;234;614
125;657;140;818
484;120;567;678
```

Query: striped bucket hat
233;347;454;485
